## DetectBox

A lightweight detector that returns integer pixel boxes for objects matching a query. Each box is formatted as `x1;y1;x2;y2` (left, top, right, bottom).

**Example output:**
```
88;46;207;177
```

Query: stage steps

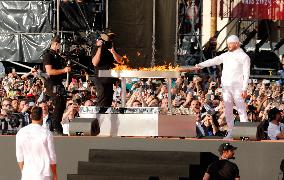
68;149;217;180
68;174;180;180
88;149;201;164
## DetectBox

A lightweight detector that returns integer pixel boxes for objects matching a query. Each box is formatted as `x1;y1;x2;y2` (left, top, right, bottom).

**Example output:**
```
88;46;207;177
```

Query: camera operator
43;36;71;135
91;32;123;107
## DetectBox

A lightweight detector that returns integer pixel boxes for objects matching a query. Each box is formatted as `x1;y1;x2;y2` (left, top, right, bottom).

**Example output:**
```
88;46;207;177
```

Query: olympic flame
113;64;179;71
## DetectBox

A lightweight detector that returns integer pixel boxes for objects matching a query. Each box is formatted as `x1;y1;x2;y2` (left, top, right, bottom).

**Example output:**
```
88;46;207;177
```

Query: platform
1;136;284;180
74;112;196;137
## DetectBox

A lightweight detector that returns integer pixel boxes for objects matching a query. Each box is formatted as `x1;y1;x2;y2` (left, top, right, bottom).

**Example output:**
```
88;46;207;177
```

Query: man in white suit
180;35;250;138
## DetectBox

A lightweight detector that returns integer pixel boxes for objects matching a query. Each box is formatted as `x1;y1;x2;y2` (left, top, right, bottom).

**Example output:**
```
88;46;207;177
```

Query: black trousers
46;84;66;133
51;95;66;133
94;81;114;107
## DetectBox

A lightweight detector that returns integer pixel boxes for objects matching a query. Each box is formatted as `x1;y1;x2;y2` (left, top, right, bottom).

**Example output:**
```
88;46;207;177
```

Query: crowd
0;64;283;140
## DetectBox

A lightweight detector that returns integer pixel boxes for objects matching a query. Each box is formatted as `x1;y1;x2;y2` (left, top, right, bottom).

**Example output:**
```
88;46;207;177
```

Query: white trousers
222;87;248;131
22;175;51;180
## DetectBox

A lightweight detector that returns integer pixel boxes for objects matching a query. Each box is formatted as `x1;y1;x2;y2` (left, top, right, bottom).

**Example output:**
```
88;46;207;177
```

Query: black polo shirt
43;49;65;85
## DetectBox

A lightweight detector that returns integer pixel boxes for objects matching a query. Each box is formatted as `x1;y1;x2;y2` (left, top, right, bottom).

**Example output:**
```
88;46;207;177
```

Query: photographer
43;36;71;135
0;98;22;134
61;101;79;135
91;32;123;107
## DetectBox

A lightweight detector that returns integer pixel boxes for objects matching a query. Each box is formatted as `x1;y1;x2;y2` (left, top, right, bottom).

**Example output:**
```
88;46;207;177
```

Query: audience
0;67;283;139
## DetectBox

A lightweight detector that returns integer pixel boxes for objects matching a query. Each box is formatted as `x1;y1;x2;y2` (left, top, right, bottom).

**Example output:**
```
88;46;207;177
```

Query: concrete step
68;174;187;180
89;149;200;165
77;161;189;177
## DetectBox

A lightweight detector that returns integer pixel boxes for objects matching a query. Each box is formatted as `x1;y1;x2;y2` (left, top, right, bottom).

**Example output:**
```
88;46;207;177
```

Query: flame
113;63;179;71
114;54;179;71
113;64;131;70
121;55;129;63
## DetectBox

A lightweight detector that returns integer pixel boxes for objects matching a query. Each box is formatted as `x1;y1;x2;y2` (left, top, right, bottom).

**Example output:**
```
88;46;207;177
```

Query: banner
220;0;284;20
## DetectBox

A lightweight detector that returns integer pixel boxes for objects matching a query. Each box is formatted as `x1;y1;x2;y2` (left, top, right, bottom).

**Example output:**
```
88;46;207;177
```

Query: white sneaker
223;130;233;140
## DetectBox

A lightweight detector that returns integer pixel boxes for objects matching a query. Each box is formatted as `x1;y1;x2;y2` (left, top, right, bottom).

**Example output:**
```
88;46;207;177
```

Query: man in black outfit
203;143;240;180
91;33;123;107
43;36;71;134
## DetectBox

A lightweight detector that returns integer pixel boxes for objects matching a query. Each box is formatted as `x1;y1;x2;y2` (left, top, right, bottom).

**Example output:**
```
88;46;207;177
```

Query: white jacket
197;48;250;91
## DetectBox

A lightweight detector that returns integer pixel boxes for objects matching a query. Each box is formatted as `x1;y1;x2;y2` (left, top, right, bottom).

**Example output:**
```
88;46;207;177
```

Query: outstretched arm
196;55;223;69
177;66;200;72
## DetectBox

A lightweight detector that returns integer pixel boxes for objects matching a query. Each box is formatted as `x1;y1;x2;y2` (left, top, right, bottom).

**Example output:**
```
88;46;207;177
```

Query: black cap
218;143;237;154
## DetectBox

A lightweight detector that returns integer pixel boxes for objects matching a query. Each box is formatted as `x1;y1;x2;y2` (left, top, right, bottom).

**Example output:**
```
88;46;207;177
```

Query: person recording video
43;36;71;135
91;32;123;107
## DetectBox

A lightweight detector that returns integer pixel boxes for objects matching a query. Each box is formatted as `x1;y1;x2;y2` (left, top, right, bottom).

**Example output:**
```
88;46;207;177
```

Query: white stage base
70;114;196;137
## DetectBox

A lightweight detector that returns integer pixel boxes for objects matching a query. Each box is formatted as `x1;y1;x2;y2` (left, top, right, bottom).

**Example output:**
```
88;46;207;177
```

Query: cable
74;0;92;31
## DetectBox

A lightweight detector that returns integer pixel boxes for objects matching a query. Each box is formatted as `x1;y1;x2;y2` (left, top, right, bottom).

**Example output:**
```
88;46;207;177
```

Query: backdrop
108;0;177;68
0;1;52;63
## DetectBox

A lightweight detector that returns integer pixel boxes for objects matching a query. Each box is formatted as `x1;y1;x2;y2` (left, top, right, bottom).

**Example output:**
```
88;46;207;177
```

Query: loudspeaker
69;118;100;136
232;122;259;141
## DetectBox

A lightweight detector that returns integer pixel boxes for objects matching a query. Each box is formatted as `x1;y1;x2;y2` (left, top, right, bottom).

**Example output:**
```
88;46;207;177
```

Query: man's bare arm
45;65;70;76
203;172;210;180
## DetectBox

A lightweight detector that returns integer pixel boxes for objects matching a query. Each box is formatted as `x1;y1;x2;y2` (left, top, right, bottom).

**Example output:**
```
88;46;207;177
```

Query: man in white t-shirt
16;106;57;180
267;107;284;140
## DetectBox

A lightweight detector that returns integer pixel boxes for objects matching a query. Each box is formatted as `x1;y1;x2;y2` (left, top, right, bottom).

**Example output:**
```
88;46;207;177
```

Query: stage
1;136;284;180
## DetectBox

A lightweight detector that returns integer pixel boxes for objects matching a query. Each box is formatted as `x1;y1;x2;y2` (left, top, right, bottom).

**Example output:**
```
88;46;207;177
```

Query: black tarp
155;0;177;65
60;1;104;31
0;1;52;63
108;0;153;68
108;0;177;68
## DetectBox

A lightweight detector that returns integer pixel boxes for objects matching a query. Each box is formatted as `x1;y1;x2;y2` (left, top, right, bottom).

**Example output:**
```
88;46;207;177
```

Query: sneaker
223;130;233;140
52;130;63;136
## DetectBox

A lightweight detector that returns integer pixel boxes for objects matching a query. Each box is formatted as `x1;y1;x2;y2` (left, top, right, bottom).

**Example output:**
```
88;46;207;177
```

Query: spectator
1;98;12;111
267;107;284;140
39;101;53;131
18;99;30;127
189;99;201;115
11;99;19;113
84;100;94;106
202;113;220;136
61;102;79;135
